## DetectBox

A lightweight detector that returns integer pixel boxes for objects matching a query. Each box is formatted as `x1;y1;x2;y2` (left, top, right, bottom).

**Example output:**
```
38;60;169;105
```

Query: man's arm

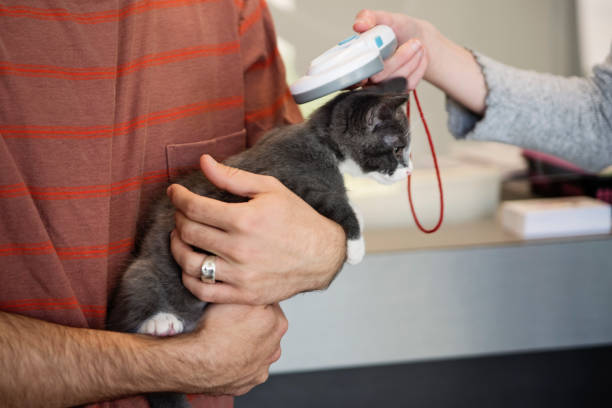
0;311;166;406
0;303;287;407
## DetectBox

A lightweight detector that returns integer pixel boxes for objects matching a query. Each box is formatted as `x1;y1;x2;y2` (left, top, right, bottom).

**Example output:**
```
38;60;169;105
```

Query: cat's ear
382;77;408;94
385;95;410;110
366;77;408;94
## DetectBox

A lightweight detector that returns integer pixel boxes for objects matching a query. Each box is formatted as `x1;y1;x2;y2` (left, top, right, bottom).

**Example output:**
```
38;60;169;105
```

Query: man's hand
168;154;346;305
0;304;287;406
170;303;288;396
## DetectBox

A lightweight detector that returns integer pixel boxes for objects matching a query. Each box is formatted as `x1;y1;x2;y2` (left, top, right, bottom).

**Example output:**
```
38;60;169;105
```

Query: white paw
353;205;364;231
138;312;184;336
346;237;365;265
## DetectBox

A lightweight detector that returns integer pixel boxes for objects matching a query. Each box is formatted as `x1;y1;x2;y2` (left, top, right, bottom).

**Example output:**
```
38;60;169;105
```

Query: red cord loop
406;89;444;233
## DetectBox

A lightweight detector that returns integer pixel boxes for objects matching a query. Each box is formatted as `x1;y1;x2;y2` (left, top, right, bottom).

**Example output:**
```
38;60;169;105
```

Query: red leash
406;89;444;233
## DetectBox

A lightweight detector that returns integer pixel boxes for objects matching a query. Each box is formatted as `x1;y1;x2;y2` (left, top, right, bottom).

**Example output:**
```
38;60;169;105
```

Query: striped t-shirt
0;0;302;406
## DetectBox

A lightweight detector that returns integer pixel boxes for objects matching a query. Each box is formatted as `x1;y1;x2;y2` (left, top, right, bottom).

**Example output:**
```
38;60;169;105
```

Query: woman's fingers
371;39;423;83
353;9;396;33
407;52;428;90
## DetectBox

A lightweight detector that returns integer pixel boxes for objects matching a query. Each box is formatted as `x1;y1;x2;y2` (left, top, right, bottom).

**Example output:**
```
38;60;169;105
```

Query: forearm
0;311;182;407
421;21;487;115
446;50;612;172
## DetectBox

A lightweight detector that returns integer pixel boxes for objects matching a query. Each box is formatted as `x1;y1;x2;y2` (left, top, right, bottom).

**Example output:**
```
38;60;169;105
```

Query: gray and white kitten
107;77;411;407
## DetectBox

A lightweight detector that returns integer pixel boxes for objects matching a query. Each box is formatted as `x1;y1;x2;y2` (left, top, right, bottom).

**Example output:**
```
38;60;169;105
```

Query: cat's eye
393;146;404;155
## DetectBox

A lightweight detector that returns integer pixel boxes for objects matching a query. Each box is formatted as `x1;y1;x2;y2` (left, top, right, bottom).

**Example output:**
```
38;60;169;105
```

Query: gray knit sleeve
446;44;612;172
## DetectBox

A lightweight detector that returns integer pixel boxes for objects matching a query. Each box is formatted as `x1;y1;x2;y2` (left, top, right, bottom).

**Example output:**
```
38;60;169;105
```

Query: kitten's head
312;77;412;184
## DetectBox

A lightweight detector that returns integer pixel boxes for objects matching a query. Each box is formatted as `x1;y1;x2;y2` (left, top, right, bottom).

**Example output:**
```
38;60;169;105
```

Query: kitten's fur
107;77;411;407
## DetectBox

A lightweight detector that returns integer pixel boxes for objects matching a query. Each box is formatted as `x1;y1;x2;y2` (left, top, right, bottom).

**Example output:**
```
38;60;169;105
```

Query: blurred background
238;1;612;407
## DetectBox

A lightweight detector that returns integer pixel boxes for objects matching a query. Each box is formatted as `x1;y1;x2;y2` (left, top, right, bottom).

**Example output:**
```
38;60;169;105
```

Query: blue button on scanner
338;34;358;46
375;36;383;48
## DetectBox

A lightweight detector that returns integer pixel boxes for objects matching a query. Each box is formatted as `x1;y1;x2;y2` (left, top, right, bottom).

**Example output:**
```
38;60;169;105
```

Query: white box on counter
500;196;611;239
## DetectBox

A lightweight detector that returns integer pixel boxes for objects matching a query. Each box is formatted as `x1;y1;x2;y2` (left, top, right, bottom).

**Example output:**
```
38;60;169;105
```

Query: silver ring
200;256;216;284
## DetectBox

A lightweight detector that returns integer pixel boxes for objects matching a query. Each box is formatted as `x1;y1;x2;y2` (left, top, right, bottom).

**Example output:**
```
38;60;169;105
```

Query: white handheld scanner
290;25;397;104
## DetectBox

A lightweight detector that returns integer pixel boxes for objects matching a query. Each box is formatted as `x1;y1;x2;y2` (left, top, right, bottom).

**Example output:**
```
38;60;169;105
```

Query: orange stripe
0;166;203;200
0;175;166;199
0;185;28;196
0;242;54;255
0;42;239;80
239;0;265;35
29;175;165;199
6;305;105;316
0;297;105;314
0;238;134;258
245;88;292;122
58;239;134;259
0;0;219;24
58;240;134;259
0;171;165;194
1;96;244;139
0;183;24;189
233;0;245;11
2;96;242;133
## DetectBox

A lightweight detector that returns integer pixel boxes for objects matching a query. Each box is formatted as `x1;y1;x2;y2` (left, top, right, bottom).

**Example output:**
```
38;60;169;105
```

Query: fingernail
167;185;173;197
411;39;421;51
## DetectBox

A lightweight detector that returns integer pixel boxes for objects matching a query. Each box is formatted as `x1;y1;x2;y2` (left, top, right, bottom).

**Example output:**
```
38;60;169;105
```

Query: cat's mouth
338;152;412;185
367;145;413;185
369;162;412;185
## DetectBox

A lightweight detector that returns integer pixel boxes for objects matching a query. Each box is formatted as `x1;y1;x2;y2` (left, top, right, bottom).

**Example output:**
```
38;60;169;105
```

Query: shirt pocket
165;129;247;181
